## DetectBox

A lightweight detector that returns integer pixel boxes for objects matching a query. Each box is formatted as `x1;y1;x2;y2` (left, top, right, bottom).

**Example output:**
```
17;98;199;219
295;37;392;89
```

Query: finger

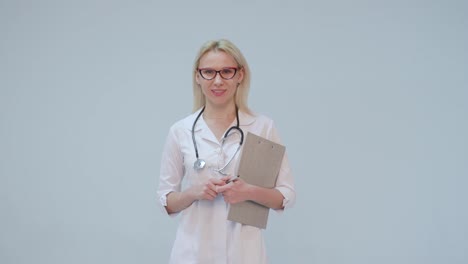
210;177;226;185
204;189;217;199
209;187;218;196
202;184;216;198
216;182;233;193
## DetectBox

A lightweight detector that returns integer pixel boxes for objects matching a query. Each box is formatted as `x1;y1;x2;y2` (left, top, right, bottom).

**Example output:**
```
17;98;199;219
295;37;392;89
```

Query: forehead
198;50;237;68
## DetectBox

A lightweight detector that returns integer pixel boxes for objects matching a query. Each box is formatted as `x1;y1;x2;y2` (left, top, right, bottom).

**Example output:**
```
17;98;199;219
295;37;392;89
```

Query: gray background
1;0;467;263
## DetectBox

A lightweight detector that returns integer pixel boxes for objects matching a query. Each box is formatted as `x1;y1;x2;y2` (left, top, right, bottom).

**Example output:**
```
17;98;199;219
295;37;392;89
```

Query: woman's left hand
216;178;252;204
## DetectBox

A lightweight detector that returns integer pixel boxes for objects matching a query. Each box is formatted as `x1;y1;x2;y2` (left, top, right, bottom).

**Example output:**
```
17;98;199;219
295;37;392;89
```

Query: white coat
157;109;296;264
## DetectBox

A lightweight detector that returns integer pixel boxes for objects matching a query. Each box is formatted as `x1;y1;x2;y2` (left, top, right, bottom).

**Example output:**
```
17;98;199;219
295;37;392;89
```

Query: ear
237;67;245;84
195;71;201;85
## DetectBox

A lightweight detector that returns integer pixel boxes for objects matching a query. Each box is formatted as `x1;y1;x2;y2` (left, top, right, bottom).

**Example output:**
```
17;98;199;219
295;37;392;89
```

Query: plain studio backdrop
1;0;467;263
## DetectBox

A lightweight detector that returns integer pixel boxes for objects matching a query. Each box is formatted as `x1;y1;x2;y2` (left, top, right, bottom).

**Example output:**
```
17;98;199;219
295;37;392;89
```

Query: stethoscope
192;106;244;175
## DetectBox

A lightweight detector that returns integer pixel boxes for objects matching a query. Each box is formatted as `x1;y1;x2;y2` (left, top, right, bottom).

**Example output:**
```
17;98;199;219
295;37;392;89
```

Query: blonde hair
192;39;252;114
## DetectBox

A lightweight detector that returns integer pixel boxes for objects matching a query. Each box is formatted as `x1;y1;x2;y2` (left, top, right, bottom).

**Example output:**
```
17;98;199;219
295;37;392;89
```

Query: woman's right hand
165;176;231;214
190;176;230;201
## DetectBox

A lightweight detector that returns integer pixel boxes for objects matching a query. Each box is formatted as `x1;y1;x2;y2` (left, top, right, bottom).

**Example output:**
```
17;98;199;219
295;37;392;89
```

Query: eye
202;69;215;75
221;68;234;75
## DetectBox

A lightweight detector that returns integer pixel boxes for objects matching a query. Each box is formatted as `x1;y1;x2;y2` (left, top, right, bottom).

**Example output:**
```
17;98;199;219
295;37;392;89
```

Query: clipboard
227;132;285;229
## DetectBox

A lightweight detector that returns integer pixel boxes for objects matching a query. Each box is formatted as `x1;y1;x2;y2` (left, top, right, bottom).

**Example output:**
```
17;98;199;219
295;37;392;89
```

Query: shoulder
240;110;278;140
169;108;203;132
241;110;275;127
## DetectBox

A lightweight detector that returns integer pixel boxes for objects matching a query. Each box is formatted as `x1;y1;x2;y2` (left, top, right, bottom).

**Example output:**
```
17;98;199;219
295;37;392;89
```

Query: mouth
211;89;226;96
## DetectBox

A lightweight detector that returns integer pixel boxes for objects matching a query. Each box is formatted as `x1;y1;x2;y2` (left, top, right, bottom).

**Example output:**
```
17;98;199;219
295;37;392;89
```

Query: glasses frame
198;67;238;80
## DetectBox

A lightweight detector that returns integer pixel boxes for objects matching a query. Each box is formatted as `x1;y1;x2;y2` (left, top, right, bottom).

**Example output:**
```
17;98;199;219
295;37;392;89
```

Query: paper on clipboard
227;132;285;229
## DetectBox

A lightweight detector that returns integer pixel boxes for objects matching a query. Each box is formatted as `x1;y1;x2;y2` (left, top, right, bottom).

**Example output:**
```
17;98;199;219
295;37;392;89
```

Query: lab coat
157;109;296;264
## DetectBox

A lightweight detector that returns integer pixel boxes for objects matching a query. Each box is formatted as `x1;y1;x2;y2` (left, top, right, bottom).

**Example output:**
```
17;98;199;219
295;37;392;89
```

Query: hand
216;178;252;204
190;176;230;201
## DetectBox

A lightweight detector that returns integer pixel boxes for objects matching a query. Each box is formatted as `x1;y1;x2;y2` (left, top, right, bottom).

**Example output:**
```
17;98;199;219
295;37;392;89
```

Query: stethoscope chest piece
194;158;206;170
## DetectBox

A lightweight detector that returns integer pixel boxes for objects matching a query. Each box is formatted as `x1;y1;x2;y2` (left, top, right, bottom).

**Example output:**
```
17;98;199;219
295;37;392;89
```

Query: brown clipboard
227;132;285;229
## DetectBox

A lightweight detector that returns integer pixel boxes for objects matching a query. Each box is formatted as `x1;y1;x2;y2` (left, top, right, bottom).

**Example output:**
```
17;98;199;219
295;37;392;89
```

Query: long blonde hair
192;39;252;114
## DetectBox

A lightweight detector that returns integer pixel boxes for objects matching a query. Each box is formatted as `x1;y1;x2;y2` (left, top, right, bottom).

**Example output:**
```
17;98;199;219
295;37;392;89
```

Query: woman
157;39;295;264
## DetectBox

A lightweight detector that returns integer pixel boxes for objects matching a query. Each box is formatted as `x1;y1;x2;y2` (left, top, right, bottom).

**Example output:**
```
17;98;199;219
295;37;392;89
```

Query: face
196;51;244;109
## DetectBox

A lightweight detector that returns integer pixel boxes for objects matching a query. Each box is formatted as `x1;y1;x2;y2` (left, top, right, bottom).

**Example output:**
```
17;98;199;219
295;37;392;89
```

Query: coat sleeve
157;125;185;216
268;121;296;211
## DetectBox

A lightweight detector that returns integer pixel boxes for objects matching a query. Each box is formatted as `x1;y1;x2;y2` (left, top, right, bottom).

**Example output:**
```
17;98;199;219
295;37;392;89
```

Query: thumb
216;182;233;193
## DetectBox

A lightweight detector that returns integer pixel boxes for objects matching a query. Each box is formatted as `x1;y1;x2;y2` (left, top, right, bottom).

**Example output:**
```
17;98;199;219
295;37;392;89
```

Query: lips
211;89;226;96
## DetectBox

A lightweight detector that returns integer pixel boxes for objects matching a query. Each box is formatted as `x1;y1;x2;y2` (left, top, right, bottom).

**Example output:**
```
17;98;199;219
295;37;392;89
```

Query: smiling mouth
211;89;226;96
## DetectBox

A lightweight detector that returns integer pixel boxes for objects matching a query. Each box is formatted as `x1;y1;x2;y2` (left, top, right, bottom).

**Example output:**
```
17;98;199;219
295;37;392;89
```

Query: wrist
245;183;257;201
186;186;199;202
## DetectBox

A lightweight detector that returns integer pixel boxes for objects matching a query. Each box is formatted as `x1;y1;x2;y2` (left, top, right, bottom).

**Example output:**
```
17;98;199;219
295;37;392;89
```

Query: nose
213;72;223;85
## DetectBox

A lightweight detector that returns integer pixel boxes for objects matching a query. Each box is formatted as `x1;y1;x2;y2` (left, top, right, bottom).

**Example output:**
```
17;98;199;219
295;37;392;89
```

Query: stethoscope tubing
192;106;244;170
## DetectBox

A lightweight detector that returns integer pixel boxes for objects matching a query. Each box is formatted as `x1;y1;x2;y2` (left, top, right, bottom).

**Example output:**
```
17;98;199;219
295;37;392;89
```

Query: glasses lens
220;68;236;79
200;69;216;80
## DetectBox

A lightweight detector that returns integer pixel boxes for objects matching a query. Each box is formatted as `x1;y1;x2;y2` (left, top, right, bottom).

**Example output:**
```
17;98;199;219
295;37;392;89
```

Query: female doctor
157;39;296;264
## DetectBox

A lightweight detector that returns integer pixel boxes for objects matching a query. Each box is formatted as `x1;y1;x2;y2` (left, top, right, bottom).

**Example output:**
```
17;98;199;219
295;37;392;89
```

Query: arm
216;179;284;210
165;177;230;214
248;183;284;209
158;122;235;215
165;190;198;214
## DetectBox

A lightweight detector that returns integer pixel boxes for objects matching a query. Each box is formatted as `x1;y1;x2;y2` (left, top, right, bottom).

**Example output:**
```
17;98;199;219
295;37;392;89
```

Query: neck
203;103;237;120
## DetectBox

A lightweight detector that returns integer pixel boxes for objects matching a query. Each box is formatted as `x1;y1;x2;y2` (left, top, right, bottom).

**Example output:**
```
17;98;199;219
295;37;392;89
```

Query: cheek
200;84;212;96
200;83;209;91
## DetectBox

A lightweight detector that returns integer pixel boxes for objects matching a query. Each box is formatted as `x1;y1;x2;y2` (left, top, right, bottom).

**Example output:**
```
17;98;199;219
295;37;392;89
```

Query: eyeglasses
198;67;238;80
